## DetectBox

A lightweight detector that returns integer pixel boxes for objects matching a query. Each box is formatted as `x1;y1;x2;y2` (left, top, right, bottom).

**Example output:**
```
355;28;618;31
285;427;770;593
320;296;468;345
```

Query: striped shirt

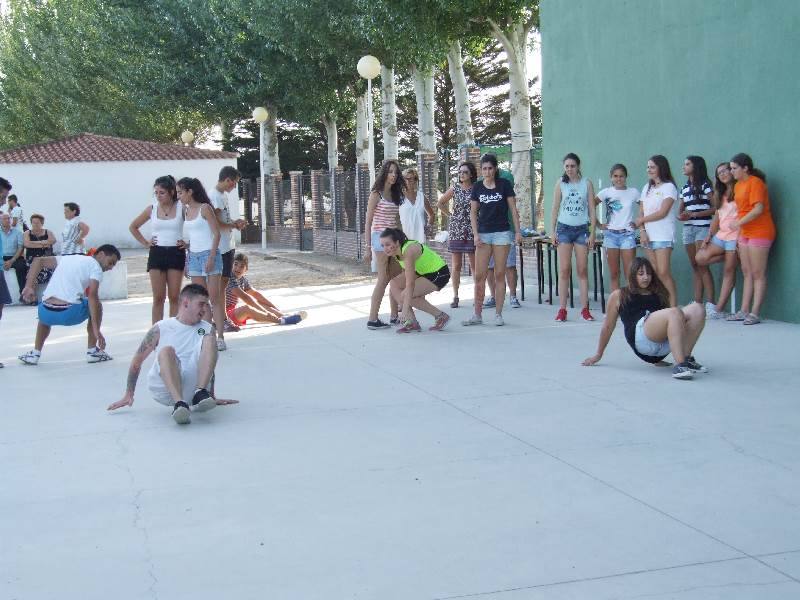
225;275;251;310
680;180;713;226
371;194;400;232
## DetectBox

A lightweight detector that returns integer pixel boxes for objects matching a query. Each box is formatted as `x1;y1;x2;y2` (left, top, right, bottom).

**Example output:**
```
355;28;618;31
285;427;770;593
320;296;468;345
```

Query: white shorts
147;355;199;406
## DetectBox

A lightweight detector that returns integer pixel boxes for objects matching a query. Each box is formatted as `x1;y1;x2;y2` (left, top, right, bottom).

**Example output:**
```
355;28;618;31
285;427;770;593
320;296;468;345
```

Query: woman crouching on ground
380;228;450;333
582;257;708;379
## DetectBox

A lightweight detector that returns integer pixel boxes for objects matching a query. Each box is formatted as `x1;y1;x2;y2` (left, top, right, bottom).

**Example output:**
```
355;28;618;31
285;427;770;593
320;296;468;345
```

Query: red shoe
581;307;595;321
429;311;450;331
555;308;567;322
396;319;422;333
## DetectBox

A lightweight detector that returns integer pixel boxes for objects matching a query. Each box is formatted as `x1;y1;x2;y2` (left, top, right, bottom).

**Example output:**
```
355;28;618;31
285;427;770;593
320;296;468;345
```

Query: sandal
743;313;761;325
450;296;459;309
726;310;746;322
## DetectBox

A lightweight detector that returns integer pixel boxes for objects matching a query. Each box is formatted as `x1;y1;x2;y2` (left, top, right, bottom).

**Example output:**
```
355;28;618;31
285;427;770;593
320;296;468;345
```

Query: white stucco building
0;133;239;248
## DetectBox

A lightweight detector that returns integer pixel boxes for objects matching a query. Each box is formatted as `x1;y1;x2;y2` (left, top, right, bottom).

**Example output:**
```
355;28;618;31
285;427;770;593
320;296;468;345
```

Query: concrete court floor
1;278;799;600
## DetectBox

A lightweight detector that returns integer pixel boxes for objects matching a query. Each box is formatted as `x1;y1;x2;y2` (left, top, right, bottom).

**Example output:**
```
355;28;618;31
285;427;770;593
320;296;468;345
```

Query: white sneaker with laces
216;338;227;351
19;350;41;365
705;302;719;319
87;348;113;363
495;314;505;326
510;296;521;308
461;314;483;326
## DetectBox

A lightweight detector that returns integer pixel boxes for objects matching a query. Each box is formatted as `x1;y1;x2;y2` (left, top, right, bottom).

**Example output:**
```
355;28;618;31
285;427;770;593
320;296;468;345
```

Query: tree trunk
446;41;474;147
490;19;533;227
321;113;339;170
355;94;369;165
380;65;398;160
412;65;436;154
264;105;281;175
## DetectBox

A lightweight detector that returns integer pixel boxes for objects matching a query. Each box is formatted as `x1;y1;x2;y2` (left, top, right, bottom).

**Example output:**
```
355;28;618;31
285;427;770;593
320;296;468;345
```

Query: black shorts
422;265;450;290
221;249;235;278
147;246;186;272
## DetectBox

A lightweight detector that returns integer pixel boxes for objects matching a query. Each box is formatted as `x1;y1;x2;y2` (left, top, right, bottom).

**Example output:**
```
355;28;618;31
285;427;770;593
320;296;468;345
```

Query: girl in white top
61;202;89;255
176;177;227;350
129;175;186;324
594;163;640;291
399;167;434;246
634;155;679;306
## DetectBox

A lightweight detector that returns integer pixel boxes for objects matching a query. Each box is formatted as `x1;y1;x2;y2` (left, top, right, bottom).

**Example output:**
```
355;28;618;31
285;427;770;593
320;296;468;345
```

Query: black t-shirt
470;178;515;234
618;291;667;364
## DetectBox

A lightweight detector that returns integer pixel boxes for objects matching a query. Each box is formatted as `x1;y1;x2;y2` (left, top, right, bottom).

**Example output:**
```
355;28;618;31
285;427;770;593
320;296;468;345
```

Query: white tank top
150;202;184;247
147;317;212;402
183;204;214;253
399;190;427;243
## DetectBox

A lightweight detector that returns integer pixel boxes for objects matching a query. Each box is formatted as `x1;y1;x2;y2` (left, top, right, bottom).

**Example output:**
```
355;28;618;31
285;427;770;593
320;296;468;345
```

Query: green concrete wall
541;0;800;322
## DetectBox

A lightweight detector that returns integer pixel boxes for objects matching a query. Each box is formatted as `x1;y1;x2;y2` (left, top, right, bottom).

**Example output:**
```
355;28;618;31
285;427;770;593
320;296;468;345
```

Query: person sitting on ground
107;283;238;425
582;257;708;380
225;253;305;328
18;244;120;365
380;227;450;333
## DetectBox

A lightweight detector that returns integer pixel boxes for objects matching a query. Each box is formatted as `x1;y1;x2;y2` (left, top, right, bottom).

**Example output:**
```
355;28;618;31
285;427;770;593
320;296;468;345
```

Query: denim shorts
647;240;674;250
187;249;222;276
556;222;589;246
478;230;513;245
683;224;710;245
38;299;90;327
489;244;516;268
634;314;671;357
603;229;636;250
370;231;386;252
711;235;737;252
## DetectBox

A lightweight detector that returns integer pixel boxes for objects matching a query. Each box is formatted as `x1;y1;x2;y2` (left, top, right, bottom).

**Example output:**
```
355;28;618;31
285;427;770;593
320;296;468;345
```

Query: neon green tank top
397;240;446;275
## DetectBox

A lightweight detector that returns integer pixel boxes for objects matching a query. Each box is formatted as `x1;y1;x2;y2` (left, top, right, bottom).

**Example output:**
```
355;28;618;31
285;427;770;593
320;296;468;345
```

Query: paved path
2;280;799;599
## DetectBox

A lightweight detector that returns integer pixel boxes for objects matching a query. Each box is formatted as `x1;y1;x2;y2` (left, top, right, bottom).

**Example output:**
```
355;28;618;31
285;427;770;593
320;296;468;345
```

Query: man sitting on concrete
18;244;120;365
107;283;238;425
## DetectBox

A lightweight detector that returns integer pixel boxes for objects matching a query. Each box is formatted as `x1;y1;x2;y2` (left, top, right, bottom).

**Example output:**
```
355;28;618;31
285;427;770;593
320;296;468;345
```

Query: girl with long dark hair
678;156;716;310
594;163;639;291
130;175;186;324
364;160;405;329
177;177;226;350
727;153;776;325
695;163;739;317
379;228;450;333
551;153;597;321
634;155;678;306
437;161;477;308
583;257;708;379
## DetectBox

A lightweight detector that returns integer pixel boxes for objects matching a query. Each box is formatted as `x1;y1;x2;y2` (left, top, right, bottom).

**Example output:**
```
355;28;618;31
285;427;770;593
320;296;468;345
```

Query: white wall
0;158;238;248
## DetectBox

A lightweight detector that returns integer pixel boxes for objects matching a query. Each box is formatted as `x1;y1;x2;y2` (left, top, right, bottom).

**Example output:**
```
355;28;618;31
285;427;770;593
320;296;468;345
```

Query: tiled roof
0;132;238;164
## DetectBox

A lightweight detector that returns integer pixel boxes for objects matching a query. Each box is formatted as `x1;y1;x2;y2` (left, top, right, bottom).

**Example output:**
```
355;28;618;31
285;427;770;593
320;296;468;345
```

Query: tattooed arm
107;325;161;411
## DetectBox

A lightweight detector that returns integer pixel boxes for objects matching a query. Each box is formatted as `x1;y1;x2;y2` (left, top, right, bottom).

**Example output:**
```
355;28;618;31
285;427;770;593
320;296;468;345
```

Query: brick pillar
270;173;283;229
355;163;371;259
459;144;481;172
417;151;437;236
311;169;324;229
289;171;303;249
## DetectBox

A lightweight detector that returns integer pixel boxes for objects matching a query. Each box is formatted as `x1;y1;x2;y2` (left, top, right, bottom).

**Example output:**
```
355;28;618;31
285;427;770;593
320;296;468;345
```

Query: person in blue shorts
18;245;120;365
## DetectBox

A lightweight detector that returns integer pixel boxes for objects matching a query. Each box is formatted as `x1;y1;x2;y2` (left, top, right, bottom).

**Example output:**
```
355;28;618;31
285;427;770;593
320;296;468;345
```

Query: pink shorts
738;236;773;249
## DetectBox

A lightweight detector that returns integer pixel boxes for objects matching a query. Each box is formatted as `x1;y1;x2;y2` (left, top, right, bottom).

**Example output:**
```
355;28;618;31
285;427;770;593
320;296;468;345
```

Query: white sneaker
19;350;41;365
172;402;191;425
216;338;227;351
705;302;719;319
510;296;521;308
461;314;483;326
87;347;113;363
495;314;505;326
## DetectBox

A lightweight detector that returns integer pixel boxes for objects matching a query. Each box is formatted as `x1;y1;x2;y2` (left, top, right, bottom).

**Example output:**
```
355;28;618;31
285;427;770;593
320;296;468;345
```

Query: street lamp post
252;106;269;249
357;55;381;188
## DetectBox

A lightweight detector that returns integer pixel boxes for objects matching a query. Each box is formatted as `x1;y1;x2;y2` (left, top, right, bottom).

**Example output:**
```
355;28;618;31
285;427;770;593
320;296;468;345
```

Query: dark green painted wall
541;0;800;322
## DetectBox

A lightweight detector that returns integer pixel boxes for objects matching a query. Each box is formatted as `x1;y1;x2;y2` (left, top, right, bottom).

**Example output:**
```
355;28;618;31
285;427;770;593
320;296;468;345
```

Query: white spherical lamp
357;55;381;80
252;106;269;124
180;130;194;145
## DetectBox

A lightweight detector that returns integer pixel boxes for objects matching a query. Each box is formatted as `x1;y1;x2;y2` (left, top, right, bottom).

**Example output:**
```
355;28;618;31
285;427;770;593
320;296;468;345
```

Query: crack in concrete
719;434;795;473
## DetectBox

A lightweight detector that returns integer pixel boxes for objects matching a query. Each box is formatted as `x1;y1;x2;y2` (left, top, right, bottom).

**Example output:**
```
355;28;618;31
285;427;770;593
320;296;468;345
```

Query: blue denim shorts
603;229;637;250
682;224;710;245
370;231;384;253
489;244;517;268
38;299;90;327
634;313;671;357
647;240;674;250
711;235;737;252
478;230;513;245
556;222;589;245
187;249;222;276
